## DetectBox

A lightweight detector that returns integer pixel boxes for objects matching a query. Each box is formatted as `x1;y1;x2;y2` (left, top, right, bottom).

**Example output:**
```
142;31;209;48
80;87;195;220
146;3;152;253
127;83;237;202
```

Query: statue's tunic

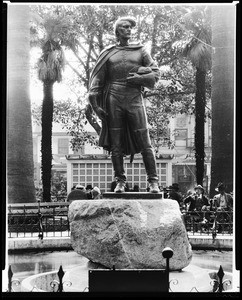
89;44;160;158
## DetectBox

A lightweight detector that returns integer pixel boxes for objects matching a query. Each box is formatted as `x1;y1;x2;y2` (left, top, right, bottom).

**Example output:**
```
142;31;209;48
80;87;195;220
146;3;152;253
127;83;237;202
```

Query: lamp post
162;247;174;291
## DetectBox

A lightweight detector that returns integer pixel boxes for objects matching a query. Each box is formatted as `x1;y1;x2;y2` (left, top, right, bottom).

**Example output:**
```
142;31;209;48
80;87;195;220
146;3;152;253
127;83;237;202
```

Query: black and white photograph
2;1;240;296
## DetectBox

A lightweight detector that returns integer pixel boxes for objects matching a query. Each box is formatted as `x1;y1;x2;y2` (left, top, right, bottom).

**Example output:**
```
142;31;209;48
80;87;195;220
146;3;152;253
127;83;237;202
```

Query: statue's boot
114;181;126;193
148;181;160;193
141;147;160;193
111;156;126;193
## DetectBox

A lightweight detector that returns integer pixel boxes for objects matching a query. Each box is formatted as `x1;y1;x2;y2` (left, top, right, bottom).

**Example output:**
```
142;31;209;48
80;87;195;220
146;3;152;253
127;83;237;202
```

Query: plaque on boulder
68;196;192;271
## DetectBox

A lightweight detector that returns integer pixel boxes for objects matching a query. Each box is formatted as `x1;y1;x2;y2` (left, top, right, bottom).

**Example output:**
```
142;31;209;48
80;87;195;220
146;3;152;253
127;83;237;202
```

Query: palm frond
30;11;44;25
183;28;212;71
188;42;212;70
37;39;66;82
37;59;48;81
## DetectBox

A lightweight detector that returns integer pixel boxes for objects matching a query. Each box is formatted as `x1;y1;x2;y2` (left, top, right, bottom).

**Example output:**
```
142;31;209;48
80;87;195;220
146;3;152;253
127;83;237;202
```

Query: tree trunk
195;68;206;185
41;81;54;202
7;5;36;203
210;5;235;197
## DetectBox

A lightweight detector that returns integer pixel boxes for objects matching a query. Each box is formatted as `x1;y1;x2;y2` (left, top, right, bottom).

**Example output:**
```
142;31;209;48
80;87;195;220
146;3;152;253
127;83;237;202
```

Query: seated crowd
67;181;233;210
64;180;233;233
173;182;233;232
67;184;102;202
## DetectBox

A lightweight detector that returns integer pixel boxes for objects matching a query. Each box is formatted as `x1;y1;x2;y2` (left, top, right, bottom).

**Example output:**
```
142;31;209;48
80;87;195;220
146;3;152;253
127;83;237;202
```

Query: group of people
160;181;233;213
181;182;233;213
67;184;102;202
169;182;233;231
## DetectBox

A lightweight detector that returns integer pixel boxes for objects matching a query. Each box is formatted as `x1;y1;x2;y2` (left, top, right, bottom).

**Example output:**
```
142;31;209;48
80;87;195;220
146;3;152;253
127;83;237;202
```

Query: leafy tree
141;5;212;164
32;99;99;152
62;4;203;149
30;4;213;193
181;6;212;185
31;6;67;202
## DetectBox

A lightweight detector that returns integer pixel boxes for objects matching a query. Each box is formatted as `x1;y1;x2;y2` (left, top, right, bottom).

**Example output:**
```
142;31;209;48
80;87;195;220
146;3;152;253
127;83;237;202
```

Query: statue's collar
116;42;143;49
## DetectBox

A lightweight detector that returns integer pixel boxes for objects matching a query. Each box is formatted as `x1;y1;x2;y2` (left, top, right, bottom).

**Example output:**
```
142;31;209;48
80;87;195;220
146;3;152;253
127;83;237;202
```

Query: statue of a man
88;16;160;193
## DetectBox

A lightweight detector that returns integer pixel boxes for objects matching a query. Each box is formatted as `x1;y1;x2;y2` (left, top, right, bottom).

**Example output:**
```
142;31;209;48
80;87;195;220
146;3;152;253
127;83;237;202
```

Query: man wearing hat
67;184;87;202
184;184;210;212
167;183;183;206
88;16;160;193
212;183;233;232
183;184;211;231
212;182;233;211
91;186;102;200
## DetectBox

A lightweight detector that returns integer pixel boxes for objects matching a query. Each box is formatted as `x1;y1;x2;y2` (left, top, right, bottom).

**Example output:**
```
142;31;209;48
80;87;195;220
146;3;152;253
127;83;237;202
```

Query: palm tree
209;5;235;196
182;6;212;186
36;12;66;202
7;5;36;204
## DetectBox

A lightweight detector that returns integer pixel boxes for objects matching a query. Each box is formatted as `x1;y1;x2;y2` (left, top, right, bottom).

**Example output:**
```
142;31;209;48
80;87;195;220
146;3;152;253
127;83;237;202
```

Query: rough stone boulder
68;198;192;270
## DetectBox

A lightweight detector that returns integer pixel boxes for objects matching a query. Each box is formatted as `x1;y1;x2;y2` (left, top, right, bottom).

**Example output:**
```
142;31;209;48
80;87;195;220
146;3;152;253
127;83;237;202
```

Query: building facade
32;112;212;196
65;154;173;193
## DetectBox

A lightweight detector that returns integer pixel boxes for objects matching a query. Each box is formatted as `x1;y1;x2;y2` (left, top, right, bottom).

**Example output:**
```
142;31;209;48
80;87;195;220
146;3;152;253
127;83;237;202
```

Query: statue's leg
141;147;159;193
109;130;126;193
107;93;126;192
127;96;159;193
141;147;158;182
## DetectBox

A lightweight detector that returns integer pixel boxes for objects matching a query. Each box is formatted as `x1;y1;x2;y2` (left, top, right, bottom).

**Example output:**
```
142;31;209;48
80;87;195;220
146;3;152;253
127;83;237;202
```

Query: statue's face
116;20;132;40
195;188;202;195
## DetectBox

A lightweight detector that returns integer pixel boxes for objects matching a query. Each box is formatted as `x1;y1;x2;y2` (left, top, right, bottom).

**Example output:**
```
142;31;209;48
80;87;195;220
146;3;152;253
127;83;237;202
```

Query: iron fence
182;210;233;237
6;262;232;292
8;202;233;239
8;201;70;238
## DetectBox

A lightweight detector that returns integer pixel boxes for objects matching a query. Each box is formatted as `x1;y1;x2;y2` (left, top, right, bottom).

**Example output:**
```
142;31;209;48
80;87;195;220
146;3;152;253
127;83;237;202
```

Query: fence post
57;265;65;292
38;200;43;240
217;265;225;292
212;213;217;240
8;265;13;292
23;205;26;235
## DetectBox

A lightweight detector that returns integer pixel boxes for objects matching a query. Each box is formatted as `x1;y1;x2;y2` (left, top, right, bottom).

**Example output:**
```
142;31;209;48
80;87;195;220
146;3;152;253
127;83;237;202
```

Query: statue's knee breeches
109;128;125;157
132;128;152;151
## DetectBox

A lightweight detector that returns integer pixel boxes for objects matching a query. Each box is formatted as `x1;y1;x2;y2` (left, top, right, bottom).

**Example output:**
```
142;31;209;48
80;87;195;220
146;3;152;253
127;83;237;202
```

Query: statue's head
114;16;136;41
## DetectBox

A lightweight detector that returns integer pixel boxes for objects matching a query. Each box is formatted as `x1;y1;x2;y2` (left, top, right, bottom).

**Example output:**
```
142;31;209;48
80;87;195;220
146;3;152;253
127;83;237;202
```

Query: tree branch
66;60;88;85
76;40;97;62
144;90;194;98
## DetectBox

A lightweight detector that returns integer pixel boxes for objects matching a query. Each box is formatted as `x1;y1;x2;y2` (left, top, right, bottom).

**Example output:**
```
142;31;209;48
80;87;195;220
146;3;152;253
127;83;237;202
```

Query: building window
176;116;187;127
58;138;69;155
70;160;168;193
174;129;188;147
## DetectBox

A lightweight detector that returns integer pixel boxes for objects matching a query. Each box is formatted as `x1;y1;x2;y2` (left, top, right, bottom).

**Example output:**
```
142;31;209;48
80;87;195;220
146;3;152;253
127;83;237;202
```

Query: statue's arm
127;47;160;89
88;65;107;121
142;48;160;80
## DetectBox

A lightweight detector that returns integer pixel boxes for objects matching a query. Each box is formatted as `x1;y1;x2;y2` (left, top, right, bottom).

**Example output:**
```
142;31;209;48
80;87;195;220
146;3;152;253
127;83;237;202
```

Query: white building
33;113;211;195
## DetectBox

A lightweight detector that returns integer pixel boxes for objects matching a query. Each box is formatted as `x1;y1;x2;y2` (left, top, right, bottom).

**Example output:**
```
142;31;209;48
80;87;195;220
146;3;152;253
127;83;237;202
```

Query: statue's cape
89;43;144;88
89;43;144;162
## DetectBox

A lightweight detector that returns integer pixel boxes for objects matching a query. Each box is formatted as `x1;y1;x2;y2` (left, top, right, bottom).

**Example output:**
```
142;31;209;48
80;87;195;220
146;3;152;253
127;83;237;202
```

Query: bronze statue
88;16;160;193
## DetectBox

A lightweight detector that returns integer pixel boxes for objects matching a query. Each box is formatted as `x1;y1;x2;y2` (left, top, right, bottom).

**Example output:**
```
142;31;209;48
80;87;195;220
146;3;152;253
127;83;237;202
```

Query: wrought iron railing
181;210;233;238
8;203;233;239
8;201;70;238
6;261;232;292
6;265;21;292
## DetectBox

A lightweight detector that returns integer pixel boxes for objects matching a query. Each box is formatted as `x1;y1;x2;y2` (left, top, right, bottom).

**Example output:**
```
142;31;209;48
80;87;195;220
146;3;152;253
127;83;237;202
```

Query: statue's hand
127;73;143;85
93;107;107;121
